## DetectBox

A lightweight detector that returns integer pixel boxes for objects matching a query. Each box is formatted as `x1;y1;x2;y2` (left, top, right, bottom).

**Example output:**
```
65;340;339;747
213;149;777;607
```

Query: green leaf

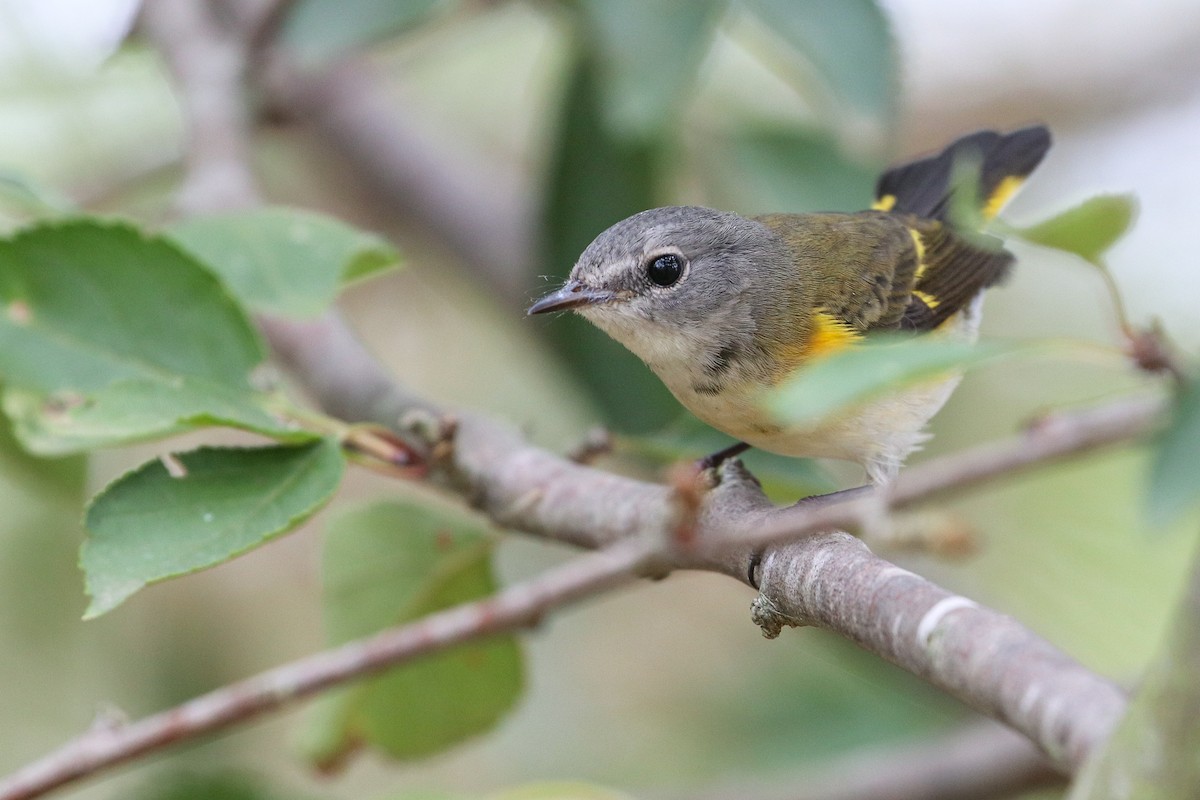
0;392;86;501
629;415;835;501
81;440;345;618
124;771;297;800
1067;547;1200;799
1016;194;1137;265
1146;378;1200;527
710;127;879;213
0;219;263;392
0;219;285;451
4;378;312;456
768;337;1009;427
167;207;401;318
744;0;898;130
300;501;523;766
279;0;444;65
537;49;680;433
576;0;724;138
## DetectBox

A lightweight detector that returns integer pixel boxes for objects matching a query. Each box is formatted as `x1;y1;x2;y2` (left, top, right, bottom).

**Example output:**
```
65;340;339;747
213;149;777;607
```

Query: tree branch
1;0;1158;796
140;0;258;214
0;541;657;800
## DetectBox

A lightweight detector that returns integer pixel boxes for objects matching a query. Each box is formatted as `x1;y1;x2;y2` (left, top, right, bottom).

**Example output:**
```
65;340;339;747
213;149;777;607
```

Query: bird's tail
873;126;1052;224
875;126;1052;331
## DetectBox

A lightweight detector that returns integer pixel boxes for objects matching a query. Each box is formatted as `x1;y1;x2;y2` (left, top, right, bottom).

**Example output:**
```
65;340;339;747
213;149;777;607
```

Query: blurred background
1;0;1198;798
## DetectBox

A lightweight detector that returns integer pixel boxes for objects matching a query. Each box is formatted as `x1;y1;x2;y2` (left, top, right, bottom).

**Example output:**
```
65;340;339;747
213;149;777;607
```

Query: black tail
874;126;1052;223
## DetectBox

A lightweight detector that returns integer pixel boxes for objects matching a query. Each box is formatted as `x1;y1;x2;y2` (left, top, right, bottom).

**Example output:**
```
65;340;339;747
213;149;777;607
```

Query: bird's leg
697;441;751;471
790;484;873;509
793;483;897;551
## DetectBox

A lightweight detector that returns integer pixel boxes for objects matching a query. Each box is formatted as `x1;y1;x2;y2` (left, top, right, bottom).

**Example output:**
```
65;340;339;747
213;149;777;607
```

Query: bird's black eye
646;253;683;287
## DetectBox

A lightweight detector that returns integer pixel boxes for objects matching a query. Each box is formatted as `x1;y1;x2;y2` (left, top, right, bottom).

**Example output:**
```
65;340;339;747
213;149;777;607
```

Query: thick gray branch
753;533;1125;770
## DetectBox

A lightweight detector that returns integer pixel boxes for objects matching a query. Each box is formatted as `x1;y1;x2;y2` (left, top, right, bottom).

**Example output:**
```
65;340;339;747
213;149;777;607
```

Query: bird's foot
696;441;751;472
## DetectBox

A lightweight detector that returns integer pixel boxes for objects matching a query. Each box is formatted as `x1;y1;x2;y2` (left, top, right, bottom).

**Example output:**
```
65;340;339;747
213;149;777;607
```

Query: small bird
529;127;1051;485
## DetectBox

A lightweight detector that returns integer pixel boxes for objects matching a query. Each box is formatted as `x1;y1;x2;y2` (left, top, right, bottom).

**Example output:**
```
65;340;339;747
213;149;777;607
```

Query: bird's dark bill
527;282;611;315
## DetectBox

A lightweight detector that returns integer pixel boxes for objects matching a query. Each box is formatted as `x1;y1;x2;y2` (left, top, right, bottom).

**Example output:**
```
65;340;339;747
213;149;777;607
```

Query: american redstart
529;127;1051;484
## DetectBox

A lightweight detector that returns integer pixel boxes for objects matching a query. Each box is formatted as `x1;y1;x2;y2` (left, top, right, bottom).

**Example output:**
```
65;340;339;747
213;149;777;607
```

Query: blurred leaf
744;0;897;128
0;410;87;643
81;440;345;618
4;378;311;456
124;771;301;800
1068;546;1200;799
629;415;835;501
0;392;85;500
576;0;724;138
768;336;1009;427
1016;194;1137;266
707;629;963;769
279;0;445;65
0;170;74;218
168;207;401;318
538;49;679;432
301;501;523;766
1146;377;1200;527
381;784;633;800
488;784;634;800
712;127;878;213
0;220;283;451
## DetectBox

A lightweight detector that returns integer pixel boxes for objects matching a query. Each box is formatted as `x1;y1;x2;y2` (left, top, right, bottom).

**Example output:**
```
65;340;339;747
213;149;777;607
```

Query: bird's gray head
528;206;789;381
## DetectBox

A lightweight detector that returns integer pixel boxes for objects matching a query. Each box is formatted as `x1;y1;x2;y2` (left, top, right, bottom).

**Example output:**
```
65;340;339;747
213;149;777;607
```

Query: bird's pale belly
662;300;983;483
671;372;962;483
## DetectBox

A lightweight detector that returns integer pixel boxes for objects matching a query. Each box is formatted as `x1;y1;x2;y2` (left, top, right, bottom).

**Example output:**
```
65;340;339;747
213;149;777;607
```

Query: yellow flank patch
982;175;1025;220
873;194;897;212
908;227;927;280
806;311;861;357
913;289;940;309
770;311;861;383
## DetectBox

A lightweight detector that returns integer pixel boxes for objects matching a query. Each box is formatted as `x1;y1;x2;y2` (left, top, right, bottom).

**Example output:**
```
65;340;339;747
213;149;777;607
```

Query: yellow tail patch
982;175;1025;220
873;194;897;212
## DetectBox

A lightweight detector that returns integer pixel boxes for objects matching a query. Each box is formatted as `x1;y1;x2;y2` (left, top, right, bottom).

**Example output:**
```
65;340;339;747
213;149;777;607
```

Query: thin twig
0;541;656;800
712;393;1162;556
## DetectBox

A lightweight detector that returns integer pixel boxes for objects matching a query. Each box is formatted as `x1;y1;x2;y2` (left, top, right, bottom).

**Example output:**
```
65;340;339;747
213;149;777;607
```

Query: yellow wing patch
912;289;940;309
873;194;897;212
908;227;927;280
982;175;1025;220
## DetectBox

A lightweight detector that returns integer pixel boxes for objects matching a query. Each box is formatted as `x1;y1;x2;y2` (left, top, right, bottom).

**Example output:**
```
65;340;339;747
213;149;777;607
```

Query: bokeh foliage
0;1;1196;798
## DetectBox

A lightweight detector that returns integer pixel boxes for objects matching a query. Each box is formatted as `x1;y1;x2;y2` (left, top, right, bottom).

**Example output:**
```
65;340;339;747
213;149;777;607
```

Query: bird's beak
527;281;612;315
